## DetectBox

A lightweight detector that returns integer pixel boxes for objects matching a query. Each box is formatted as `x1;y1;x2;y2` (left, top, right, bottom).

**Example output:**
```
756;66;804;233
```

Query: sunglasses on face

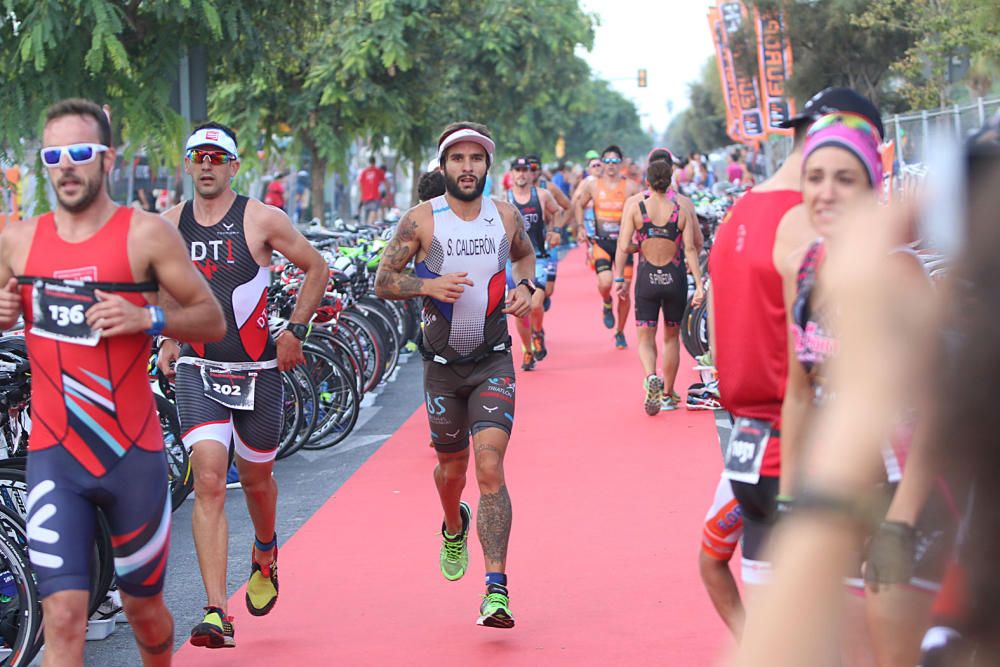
808;113;881;141
528;163;540;172
512;167;529;172
186;148;236;165
588;161;602;169
602;157;622;164
40;143;109;167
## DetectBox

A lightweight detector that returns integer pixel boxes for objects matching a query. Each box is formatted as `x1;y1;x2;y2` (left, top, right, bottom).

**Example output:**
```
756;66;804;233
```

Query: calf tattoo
478;484;512;564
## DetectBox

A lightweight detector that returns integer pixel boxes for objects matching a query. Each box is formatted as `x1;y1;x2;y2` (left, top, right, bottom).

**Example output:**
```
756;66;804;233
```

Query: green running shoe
189;606;235;649
661;390;682;412
440;501;471;581
477;585;515;629
643;375;664;416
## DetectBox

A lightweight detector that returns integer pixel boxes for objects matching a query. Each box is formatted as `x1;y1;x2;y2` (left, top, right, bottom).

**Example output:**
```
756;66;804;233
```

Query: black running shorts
423;352;516;453
634;259;687;327
592;237;633;278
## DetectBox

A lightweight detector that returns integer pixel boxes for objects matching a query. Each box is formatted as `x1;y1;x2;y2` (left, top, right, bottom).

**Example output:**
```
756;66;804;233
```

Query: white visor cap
185;128;239;158
437;128;495;166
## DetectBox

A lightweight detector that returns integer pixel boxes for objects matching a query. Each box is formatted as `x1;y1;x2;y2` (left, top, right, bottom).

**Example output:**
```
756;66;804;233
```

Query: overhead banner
708;7;743;143
718;1;765;140
753;6;796;135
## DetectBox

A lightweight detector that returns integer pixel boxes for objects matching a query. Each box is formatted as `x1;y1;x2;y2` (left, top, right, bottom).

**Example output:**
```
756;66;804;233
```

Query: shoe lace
203;606;233;625
442;533;466;561
482;592;509;608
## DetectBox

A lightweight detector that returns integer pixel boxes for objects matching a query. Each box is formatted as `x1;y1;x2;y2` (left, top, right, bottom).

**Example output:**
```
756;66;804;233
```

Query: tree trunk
408;147;424;206
300;132;326;225
310;153;326;224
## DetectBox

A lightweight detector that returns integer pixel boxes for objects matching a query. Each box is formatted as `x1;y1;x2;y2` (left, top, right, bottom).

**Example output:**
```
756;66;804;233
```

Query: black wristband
864;520;916;585
516;278;536;295
794;489;874;529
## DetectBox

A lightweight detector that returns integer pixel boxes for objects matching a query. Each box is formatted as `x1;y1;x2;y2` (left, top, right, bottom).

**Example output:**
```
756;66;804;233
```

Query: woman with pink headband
778;113;954;667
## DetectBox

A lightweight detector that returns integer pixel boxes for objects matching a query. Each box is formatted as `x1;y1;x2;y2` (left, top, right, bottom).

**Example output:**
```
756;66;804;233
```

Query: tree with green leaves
0;1;274;163
211;0;604;217
855;0;1000;108
763;0;914;111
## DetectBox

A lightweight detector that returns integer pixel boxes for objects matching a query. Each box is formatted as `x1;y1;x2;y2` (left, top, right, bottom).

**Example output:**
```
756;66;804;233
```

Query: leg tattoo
477;484;512;565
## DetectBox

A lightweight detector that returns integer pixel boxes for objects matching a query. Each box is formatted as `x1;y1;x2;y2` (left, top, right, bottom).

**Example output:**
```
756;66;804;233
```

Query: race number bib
722;417;771;485
200;366;257;410
30;280;99;346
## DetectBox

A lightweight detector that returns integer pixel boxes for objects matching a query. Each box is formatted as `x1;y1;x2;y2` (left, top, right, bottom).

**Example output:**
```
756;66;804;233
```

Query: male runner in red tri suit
0;98;224;667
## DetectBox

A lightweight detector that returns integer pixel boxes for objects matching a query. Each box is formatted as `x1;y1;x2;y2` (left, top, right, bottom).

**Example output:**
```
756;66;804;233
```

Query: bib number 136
31;280;99;346
48;304;86;327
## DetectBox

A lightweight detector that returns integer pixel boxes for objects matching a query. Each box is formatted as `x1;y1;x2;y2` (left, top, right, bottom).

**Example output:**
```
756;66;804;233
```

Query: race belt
177;357;278;411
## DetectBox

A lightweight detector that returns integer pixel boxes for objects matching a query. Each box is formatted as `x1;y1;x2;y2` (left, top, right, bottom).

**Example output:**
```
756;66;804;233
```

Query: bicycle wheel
155;394;192;511
355;301;401;380
309;328;364;396
286;364;320;457
0;530;42;667
361;297;407;346
301;349;360;450
274;369;305;460
339;312;386;391
0;504;42;665
680;297;701;358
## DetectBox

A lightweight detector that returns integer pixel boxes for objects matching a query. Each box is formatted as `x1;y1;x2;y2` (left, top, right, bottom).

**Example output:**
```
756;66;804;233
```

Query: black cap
524;154;541;165
510;156;529;169
778;87;884;140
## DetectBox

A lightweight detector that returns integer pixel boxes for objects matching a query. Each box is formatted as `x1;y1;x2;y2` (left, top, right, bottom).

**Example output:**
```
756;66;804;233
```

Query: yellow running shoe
246;536;279;616
189;606;235;649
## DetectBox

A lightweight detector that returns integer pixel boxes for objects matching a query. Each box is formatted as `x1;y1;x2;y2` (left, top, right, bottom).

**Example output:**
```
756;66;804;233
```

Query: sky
580;0;718;137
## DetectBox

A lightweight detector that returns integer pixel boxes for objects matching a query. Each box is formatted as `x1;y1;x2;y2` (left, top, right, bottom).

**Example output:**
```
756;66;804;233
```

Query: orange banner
718;1;764;140
708;7;744;143
753;6;796;135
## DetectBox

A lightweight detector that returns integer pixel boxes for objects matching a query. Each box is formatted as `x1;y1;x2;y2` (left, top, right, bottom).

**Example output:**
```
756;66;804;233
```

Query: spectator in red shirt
359;157;385;224
264;172;287;210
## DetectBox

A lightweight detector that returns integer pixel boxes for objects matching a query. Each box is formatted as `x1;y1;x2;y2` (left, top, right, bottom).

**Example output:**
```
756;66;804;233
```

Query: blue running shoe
602;303;614;329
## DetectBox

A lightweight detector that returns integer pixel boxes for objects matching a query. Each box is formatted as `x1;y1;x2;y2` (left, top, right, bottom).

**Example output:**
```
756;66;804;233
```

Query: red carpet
175;246;729;666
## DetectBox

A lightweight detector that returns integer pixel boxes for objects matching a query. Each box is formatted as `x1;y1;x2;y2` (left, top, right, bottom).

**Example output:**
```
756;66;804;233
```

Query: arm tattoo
509;209;533;260
375;215;425;299
477;484;512;565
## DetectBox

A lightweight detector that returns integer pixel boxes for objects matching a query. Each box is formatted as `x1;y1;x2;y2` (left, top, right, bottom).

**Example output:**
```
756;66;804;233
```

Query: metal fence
756;96;999;178
884;97;1000;166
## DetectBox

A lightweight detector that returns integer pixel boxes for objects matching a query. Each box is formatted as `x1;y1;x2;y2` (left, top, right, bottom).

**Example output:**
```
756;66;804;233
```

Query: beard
444;171;486;202
56;163;104;214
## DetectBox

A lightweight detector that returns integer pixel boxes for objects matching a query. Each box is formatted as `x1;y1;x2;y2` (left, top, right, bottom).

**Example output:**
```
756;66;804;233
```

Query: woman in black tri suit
615;149;705;415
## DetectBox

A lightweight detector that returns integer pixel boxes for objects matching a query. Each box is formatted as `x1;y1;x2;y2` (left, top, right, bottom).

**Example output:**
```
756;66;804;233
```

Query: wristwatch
516;278;536;296
284;323;309;342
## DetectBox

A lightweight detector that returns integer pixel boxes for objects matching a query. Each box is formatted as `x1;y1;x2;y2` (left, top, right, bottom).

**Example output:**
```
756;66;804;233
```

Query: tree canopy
0;0;650;215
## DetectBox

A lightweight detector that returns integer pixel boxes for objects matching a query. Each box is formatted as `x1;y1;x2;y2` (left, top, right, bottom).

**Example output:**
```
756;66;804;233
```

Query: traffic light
637;68;647;88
